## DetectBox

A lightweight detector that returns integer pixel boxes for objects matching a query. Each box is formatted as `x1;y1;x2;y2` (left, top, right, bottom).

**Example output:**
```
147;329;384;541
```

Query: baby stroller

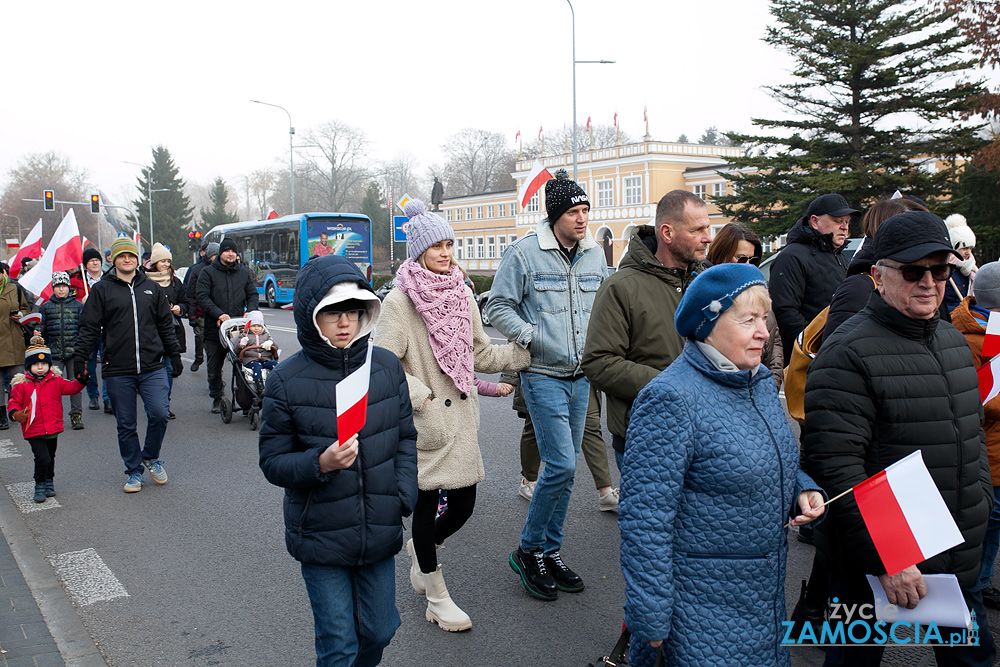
218;317;278;431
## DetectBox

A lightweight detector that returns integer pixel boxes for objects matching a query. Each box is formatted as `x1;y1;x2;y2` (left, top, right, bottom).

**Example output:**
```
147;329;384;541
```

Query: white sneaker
599;487;619;512
518;478;536;501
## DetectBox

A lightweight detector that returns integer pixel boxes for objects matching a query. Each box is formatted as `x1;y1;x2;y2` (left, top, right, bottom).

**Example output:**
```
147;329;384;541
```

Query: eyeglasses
879;263;953;283
318;310;362;322
734;255;761;266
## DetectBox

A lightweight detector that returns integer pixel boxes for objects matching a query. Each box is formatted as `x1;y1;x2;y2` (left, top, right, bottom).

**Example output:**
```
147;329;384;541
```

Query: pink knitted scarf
395;259;473;395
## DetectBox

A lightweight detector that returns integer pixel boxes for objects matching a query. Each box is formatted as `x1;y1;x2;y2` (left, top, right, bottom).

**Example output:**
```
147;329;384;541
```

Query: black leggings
28;437;57;483
412;485;476;574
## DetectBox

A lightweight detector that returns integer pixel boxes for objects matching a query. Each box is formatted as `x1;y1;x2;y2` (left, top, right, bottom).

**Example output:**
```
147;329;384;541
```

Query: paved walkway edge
0;488;108;667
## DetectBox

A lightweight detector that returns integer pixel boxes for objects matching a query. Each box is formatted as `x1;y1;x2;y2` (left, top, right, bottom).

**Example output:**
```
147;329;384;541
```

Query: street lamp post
566;0;614;182
250;100;295;215
123;161;169;247
1;213;21;243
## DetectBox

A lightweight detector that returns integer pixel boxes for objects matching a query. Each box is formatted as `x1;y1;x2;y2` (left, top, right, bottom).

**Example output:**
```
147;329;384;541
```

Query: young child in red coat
7;336;88;503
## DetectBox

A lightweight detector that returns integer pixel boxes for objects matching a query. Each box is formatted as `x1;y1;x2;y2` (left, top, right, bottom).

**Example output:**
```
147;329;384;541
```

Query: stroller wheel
249;411;261;431
220;398;233;424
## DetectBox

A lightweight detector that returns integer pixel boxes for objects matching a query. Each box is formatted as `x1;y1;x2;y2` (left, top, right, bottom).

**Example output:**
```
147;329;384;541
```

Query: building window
455;238;463;260
713;182;726;199
455;208;463;221
466;207;473;221
446;209;452;221
476;236;484;259
498;203;506;217
597;180;614;208
693;184;706;200
624;176;642;205
526;193;539;213
509;234;518;244
487;205;494;218
486;236;495;258
476;206;483;220
498;235;507;256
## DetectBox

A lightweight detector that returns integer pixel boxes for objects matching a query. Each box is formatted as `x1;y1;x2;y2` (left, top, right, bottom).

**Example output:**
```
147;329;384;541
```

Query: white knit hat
946;214;976;250
150;242;172;265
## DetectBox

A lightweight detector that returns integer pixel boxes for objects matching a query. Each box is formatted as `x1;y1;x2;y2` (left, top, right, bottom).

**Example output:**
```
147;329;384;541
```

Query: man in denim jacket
485;169;608;602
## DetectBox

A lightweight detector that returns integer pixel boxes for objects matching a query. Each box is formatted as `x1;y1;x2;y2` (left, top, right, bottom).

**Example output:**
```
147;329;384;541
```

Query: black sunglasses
734;255;762;267
880;262;953;283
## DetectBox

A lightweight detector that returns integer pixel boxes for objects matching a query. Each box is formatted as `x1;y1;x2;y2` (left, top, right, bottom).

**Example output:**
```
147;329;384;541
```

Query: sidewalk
0;531;63;666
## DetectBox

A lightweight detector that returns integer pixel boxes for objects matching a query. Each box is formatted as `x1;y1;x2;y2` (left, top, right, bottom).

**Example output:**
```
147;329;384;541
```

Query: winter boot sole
508;554;557;601
425;608;472;632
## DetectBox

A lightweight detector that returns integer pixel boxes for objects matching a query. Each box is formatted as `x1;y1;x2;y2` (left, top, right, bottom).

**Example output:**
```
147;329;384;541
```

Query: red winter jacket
7;370;85;438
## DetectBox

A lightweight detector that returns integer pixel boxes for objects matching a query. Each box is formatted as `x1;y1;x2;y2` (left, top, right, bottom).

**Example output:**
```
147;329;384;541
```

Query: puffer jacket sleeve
770;250;809;350
243;269;260;312
801;342;883;574
196;268;223;325
393;365;419;516
471;290;529;374
259;372;333;489
620;379;694;643
72;284;105;367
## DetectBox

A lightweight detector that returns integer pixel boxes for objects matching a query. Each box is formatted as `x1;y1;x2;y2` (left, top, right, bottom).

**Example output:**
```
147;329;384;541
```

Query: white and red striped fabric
8;219;43;278
266;207;278;220
336;340;374;443
19;210;84;301
518;161;553;208
979;355;1000;405
853;450;964;576
983;312;1000;358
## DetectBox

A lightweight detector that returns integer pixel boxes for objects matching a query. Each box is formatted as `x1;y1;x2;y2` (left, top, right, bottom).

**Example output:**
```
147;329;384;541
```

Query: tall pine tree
200;176;239;231
132;145;194;255
716;0;987;238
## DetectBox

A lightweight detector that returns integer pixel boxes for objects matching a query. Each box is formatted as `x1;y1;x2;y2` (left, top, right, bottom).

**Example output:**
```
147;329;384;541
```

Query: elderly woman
620;263;825;667
375;200;528;633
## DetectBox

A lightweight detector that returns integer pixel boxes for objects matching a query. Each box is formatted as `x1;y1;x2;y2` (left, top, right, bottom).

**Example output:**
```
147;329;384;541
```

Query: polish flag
614;111;618;127
644;105;648;122
518;161;553;208
853;450;964;576
9;219;43;278
514;130;521;142
979;355;1000;405
982;312;1000;357
19;209;84;301
586;116;591;132
266;207;279;220
538;126;543;140
336;340;374;443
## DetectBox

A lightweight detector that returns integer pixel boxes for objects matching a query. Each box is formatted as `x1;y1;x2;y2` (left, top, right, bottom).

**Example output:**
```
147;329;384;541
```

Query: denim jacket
485;220;607;376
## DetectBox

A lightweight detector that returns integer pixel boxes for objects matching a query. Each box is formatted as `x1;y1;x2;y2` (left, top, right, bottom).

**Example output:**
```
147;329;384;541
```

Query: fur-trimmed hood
10;367;63;387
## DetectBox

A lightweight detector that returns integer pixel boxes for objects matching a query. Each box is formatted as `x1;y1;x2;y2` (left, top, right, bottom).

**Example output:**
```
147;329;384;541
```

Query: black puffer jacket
768;217;848;363
195;257;259;330
802;293;992;588
184;255;211;319
258;256;418;566
40;292;84;360
72;270;180;377
822;241;876;344
151;274;189;353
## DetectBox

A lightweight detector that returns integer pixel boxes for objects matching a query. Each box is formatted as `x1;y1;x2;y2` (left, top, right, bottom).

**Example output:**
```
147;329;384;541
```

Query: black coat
40;293;84;360
195;257;259;330
72;270;180;377
258;256;418;567
184;256;211;319
802;293;992;589
150;274;189;353
822;242;876;344
768;217;848;364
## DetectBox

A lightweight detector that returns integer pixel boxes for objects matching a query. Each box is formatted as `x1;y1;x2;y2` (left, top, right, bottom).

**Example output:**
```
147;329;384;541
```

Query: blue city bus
203;212;373;308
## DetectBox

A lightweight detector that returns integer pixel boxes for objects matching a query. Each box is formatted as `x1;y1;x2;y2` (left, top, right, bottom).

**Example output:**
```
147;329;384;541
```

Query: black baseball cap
872;211;962;263
806;193;860;218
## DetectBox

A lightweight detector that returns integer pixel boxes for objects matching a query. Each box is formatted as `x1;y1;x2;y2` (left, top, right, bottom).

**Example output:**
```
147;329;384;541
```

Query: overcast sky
0;0;989;207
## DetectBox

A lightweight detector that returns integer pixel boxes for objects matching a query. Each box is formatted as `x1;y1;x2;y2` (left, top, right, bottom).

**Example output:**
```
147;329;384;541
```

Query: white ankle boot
422;565;472;632
406;539;425;594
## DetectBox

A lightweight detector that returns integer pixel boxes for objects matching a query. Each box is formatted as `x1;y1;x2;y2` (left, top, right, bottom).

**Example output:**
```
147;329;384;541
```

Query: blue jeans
163;356;174;398
104;368;170;476
978;486;1000;589
300;557;400;667
614;449;624;473
87;343;110;402
519;372;589;554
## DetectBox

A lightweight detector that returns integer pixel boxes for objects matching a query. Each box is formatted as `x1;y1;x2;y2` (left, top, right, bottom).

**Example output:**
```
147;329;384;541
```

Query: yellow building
442;139;744;272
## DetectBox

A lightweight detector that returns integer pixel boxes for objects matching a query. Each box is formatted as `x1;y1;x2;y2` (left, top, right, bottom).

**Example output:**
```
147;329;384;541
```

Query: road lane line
6;482;61;513
48;548;129;606
0;438;22;458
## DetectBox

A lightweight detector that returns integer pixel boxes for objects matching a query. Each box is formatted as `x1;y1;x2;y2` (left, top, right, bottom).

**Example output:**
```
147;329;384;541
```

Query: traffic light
90;194;100;214
188;230;202;252
43;190;54;211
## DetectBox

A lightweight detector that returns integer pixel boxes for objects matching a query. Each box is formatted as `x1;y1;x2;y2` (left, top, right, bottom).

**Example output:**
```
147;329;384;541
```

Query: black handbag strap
608;628;630;663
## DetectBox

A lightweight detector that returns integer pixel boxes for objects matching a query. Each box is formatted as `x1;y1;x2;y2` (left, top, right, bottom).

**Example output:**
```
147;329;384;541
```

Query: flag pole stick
784;487;854;529
79;263;89;298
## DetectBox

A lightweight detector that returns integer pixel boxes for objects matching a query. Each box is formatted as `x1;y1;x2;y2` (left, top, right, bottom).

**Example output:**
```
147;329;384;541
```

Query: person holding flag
258;254;417;667
802;210;996;665
0;262;30;430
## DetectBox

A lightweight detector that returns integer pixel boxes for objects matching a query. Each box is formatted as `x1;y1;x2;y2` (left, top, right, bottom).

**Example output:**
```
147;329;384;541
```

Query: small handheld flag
335;340;374;443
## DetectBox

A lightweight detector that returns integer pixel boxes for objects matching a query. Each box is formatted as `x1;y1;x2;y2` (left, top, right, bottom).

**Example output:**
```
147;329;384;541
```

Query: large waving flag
982;311;1000;358
9;219;43;278
518;160;553;208
336;340;374;443
979;355;1000;405
19;209;84;301
266;207;279;220
853;450;964;576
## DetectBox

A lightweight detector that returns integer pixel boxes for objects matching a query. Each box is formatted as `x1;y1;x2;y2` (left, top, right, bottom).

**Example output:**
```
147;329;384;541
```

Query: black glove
75;369;91;387
170;355;183;378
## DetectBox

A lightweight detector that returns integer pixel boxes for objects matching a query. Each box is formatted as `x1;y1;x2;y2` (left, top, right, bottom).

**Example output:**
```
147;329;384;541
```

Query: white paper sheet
865;573;972;628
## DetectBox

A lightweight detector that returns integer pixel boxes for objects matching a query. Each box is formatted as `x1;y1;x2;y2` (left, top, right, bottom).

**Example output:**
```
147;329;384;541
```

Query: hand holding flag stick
318;435;359;473
783;487;851;528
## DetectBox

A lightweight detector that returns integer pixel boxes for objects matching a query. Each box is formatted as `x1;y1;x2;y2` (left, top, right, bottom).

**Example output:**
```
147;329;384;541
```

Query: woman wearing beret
619;263;825;667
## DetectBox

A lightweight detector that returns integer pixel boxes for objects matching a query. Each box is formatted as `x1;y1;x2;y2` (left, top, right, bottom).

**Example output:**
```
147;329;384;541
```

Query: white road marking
6;482;61;512
267;325;297;333
48;548;129;606
0;438;22;459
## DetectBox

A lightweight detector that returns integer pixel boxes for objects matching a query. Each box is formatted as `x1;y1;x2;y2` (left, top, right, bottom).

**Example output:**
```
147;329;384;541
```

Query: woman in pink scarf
375;200;528;633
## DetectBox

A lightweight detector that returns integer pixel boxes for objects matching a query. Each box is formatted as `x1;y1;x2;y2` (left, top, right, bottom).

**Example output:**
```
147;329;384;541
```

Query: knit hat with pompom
404;199;455;260
24;334;51;369
946;213;976;250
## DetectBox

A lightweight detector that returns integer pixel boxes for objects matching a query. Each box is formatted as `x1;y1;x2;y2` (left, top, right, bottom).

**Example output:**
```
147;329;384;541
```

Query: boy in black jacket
40;272;85;429
259;256;417;667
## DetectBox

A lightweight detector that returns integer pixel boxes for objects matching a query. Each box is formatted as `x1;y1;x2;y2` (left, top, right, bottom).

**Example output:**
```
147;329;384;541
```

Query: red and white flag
586;116;591;132
853;450;964;576
19;209;84;301
983;312;1000;358
518;161;553;208
266;207;279;220
9;218;43;278
614;111;618;127
538;126;543;140
644;105;648;122
514;130;521;142
979;355;1000;405
336;340;374;443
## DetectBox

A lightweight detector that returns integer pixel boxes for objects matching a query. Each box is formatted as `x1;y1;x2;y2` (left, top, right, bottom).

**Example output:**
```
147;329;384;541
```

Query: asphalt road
0;306;995;666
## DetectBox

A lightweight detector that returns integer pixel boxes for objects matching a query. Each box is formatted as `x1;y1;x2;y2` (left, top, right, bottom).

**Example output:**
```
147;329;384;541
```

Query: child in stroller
234;310;277;389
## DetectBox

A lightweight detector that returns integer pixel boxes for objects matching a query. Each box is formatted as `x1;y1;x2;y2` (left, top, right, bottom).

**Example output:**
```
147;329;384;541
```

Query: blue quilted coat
620;341;822;667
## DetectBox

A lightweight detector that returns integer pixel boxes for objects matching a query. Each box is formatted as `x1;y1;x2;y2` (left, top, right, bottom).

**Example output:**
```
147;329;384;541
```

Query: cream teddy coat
376;286;529;491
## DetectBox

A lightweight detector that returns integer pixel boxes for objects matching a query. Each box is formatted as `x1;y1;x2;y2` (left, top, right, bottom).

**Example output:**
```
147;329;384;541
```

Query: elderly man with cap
485;169;608;601
769;192;859;364
802;211;996;665
196;237;258;413
72;236;183;493
184;241;218;372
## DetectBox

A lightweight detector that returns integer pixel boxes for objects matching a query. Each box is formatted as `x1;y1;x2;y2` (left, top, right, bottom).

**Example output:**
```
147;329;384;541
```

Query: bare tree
243;169;277;220
0;151;90;247
378;152;428;203
300;121;370;212
441;128;517;196
521;124;632;160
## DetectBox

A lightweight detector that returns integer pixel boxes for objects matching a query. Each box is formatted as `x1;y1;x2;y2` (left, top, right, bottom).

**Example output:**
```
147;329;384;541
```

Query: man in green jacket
582;189;710;468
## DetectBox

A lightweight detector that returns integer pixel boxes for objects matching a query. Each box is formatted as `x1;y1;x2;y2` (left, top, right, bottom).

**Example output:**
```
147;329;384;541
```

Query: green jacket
581;227;702;444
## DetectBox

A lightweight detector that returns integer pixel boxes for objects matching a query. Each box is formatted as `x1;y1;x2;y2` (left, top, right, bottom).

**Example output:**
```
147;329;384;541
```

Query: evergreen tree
677;133;690;144
200;177;239;231
698;127;721;145
715;0;987;239
132;145;194;255
951;164;1000;246
360;181;394;265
